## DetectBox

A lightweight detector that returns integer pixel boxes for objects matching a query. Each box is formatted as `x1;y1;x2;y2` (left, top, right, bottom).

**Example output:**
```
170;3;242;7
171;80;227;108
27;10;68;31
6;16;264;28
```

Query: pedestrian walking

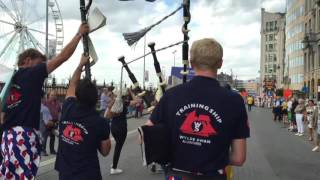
55;55;111;180
105;89;137;175
247;95;254;112
145;38;250;180
0;23;89;179
294;99;306;136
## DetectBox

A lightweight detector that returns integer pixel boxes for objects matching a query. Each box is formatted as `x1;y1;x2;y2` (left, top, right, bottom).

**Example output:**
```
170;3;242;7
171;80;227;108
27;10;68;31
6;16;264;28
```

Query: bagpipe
148;42;166;102
118;56;152;108
119;0;191;167
79;0;106;80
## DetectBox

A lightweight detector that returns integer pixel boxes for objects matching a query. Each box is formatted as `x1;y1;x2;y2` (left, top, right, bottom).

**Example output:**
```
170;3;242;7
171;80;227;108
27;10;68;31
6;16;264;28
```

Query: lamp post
172;50;177;67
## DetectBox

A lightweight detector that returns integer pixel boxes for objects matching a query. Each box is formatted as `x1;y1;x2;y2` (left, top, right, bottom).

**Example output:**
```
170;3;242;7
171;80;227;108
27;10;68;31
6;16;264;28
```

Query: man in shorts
0;24;89;179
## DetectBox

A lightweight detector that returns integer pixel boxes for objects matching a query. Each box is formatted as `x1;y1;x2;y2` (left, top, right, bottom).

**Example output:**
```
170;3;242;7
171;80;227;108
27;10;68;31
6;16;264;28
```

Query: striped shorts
0;126;41;180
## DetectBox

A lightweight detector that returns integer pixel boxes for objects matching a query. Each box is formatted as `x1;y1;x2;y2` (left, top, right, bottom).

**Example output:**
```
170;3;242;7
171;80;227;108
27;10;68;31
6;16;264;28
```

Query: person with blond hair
145;38;249;180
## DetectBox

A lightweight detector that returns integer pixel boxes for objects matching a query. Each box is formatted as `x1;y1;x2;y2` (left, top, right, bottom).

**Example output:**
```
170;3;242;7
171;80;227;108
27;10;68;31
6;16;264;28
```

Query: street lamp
172;50;177;67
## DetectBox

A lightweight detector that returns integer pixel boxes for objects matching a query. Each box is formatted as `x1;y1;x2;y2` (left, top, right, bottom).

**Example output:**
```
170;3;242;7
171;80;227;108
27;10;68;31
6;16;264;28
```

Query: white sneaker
110;168;123;175
312;146;319;152
298;133;303;137
295;133;300;136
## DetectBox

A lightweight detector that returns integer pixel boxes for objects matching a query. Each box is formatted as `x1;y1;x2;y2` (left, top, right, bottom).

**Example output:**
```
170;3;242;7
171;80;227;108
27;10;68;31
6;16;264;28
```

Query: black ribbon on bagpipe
118;56;152;107
148;42;165;94
182;0;190;83
79;0;92;80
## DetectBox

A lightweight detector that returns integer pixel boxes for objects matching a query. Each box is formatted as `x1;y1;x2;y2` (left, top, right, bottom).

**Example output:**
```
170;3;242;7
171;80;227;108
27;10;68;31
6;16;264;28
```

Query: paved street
37;108;320;180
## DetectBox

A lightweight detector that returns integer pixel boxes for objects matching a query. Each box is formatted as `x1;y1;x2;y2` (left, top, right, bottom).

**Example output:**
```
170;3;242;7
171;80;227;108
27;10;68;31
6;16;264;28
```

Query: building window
269;44;274;51
309;19;312;32
270;21;274;31
318;47;320;67
304;53;307;72
269;34;273;41
311;52;314;71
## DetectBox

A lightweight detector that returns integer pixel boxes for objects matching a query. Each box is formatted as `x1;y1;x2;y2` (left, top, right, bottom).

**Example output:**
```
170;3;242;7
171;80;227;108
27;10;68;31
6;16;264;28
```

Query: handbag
110;96;123;114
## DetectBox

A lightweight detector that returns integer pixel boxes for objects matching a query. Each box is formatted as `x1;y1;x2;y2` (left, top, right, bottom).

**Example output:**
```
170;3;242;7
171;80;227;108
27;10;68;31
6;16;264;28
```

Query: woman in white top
306;100;316;141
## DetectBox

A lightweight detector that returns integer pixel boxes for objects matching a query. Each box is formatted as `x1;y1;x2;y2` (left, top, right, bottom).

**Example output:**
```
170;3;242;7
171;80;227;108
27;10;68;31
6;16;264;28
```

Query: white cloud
0;0;287;85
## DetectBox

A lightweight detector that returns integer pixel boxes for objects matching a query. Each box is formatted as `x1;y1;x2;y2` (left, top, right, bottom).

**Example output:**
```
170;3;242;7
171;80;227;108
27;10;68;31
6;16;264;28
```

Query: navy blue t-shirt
150;76;250;175
55;97;110;180
2;63;48;130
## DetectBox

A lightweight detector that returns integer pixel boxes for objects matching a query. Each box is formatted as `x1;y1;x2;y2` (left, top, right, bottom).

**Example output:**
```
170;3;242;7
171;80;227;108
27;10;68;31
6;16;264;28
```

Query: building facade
303;0;320;99
260;8;286;94
244;79;259;96
217;72;233;87
285;0;306;91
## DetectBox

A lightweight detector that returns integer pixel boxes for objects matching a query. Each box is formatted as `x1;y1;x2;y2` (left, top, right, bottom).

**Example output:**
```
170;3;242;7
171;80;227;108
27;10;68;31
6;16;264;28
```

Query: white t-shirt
287;101;293;111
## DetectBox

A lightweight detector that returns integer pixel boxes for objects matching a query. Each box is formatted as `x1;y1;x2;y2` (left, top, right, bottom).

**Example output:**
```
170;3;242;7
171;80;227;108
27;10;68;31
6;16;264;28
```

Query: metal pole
143;35;146;89
45;0;49;57
120;66;124;96
173;50;177;67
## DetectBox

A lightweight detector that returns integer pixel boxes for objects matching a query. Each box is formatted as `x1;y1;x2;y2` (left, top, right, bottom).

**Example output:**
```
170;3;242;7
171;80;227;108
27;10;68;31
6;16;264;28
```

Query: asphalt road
37;108;320;180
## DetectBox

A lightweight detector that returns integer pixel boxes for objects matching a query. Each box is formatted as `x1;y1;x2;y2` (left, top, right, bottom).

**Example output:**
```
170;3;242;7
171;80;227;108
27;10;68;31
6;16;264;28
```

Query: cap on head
190;38;223;71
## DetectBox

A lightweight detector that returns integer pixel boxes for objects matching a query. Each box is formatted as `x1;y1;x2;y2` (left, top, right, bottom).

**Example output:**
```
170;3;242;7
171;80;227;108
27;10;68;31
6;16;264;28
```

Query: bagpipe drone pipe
118;0;191;166
148;42;166;97
118;56;152;108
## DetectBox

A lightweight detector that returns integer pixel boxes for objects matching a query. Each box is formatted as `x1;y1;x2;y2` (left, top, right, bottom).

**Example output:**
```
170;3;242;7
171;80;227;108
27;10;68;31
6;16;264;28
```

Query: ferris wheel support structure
0;0;64;67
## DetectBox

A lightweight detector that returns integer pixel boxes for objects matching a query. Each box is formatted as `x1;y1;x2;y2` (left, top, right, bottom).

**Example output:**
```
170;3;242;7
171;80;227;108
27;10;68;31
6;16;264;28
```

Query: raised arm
46;23;90;74
65;54;90;98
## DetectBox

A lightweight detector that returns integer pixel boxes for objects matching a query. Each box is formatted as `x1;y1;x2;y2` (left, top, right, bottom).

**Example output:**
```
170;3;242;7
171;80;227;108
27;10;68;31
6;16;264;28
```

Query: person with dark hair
0;23;89;179
105;89;137;175
55;55;111;180
247;95;254;112
145;38;249;180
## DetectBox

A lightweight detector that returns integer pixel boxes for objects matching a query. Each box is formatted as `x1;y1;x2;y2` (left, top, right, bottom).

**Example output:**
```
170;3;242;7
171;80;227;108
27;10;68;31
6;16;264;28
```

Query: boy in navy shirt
0;24;89;179
146;38;250;180
55;55;111;180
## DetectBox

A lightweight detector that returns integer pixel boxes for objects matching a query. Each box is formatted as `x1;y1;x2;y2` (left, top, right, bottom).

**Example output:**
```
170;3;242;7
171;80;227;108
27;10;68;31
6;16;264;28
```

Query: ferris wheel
0;0;64;68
